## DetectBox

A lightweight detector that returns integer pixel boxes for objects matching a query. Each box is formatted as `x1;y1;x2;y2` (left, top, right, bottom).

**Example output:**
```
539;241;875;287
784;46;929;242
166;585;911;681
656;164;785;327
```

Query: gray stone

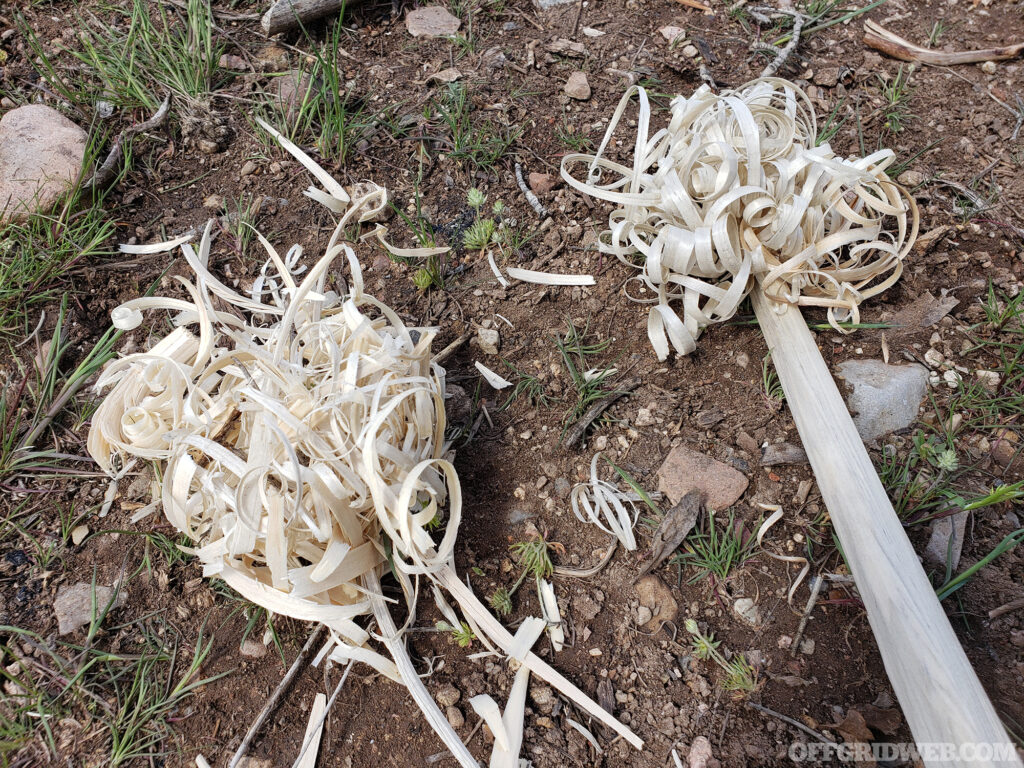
529;685;555;713
476;326;500;355
924;510;968;569
54;582;126;635
835;360;929;443
761;442;808;466
405;6;461;37
564;71;591;100
657;445;748;512
0;105;87;223
446;705;464;728
553;477;571;499
240;638;267;658
533;0;576;10
733;597;760;628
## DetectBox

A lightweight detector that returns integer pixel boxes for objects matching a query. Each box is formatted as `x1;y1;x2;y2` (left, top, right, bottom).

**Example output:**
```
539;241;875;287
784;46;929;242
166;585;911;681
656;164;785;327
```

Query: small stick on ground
563;378;640;449
431;331;472;366
790;573;824;657
750;7;806;78
554;536;618;578
229;624;326;768
85;95;171;192
864;19;1024;65
515;163;548;218
747;702;837;744
989;596;1024;620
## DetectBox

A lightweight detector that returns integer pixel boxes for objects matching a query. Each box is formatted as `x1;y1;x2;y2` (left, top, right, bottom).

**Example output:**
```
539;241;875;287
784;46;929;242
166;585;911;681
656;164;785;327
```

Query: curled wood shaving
570;453;639;550
90;134;640;767
756;503;809;604
475;360;513;389
505;267;596;286
561;78;919;360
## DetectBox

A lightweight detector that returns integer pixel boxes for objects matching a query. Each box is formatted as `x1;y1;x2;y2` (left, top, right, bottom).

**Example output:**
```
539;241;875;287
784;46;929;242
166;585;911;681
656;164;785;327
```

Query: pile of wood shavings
561;77;920;360
87;124;641;767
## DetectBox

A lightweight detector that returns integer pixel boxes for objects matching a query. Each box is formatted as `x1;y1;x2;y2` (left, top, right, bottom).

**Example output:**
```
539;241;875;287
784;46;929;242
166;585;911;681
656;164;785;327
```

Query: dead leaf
636;489;700;577
425;67;463;84
832;709;874;744
544;38;586;58
859;705;901;736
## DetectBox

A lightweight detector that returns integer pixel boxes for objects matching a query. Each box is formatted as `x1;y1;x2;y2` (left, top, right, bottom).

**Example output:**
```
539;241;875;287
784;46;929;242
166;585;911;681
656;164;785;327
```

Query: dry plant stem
563;379;640;449
437;565;644;749
746;702;836;745
553;537;618;578
229;625;325;768
863;20;1024;64
789;573;823;657
432;331;473;366
752;7;806;78
363;570;479;768
261;0;351;35
515;163;548;218
750;289;1020;767
989;597;1024;619
86;95;170;191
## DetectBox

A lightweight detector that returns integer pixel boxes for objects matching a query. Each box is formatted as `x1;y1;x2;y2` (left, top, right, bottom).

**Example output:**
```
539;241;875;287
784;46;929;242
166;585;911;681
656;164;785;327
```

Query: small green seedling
685;619;760;695
436;620;477;647
488;533;555;616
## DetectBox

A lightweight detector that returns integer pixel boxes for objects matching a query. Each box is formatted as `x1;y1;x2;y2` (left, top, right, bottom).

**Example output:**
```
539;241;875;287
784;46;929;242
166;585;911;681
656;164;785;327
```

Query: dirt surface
2;0;1024;766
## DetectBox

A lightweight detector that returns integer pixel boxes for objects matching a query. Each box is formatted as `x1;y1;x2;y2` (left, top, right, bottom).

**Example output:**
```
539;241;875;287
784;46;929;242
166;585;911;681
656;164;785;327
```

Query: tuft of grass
499;362;551;410
488;533;556;617
556;112;594;152
684;619;760;695
553;317;621;432
672;510;758;584
937;527;1024;600
429;83;521;170
28;0;223;112
815;95;847;146
761;352;785;410
878;64;915;134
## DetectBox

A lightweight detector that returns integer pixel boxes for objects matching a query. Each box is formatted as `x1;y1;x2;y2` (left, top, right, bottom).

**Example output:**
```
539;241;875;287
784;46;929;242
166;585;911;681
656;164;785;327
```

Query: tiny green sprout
412;268;435;291
467;187;486;211
437;620;476;647
935;448;958;473
492;200;506;216
488;587;513;616
685;618;759;695
463;218;495;250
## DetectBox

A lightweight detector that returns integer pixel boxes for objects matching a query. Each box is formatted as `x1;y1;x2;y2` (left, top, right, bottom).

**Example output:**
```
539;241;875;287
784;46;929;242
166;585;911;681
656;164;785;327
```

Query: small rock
204;194;225;210
446;705;465;728
218;54;248;70
529;685;555;713
426;67;463;84
981;60;996;75
405;6;461;37
976;370;1000;392
897;170;925;188
657;445;749;511
255;43;289;71
54;582;127;635
924;510;968;569
835;360;929;444
761;442;808;466
635;605;653;625
477;326;500;355
798;638;815;655
695;408;725;429
735;352;750;369
813;67;840;87
0;105;88;223
659;25;686;43
435;683;461;708
992;429;1019;466
237;759;273;768
198;139;220;155
481;46;507;69
581;26;604;37
70;525;89;546
528;172;559;195
564;71;591;100
240;160;257;177
736;431;759;456
682;44;699;58
240;638;267;658
688;736;714;768
553;477;571;499
533;0;576;10
635;408;655;427
593;435;608;451
733;597;760;628
634;575;678;631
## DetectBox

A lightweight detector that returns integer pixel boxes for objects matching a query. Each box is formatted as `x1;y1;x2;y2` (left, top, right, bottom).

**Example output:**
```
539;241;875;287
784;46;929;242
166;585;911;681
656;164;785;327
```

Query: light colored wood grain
751;289;1020;768
262;0;348;35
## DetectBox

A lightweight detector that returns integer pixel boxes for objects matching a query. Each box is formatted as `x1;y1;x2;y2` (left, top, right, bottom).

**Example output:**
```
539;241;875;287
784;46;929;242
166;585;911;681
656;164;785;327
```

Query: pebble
659;25;686;43
553;477;571;498
405;6;461;37
761;442;808;466
682;44;699;58
564;71;591;100
0;105;87;223
593;435;608;451
240;160;257;177
529;685;555;713
477;326;500;355
54;582;127;635
798;638;815;655
446;705;465;728
240;638;268;658
635;408;655;427
204;194;225;210
733;597;761;628
897;169;926;188
636;605;653;625
528;172;559;195
435;683;461;707
70;525;89;546
981;60;996;75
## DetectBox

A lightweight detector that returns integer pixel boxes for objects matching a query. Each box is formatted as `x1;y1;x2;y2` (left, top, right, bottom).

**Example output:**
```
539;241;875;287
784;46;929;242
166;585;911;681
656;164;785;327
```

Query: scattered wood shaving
487;250;511;288
570;453;639;550
561;78;919;360
475;361;513;389
505;267;596;286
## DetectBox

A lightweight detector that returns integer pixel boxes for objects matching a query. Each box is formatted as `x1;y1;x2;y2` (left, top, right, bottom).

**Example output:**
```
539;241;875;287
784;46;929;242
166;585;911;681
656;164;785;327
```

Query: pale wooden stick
262;0;350;35
864;19;1024;65
750;289;1020;768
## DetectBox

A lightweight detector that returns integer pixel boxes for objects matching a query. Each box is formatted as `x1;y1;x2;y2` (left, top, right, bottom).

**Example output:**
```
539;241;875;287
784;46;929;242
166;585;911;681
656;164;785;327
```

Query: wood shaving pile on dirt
561;77;920;359
87;127;640;768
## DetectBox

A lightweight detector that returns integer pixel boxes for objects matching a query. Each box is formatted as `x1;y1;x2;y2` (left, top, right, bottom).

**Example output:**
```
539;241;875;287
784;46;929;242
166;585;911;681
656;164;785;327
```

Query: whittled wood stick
262;0;350;35
864;19;1024;65
750;288;1020;768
